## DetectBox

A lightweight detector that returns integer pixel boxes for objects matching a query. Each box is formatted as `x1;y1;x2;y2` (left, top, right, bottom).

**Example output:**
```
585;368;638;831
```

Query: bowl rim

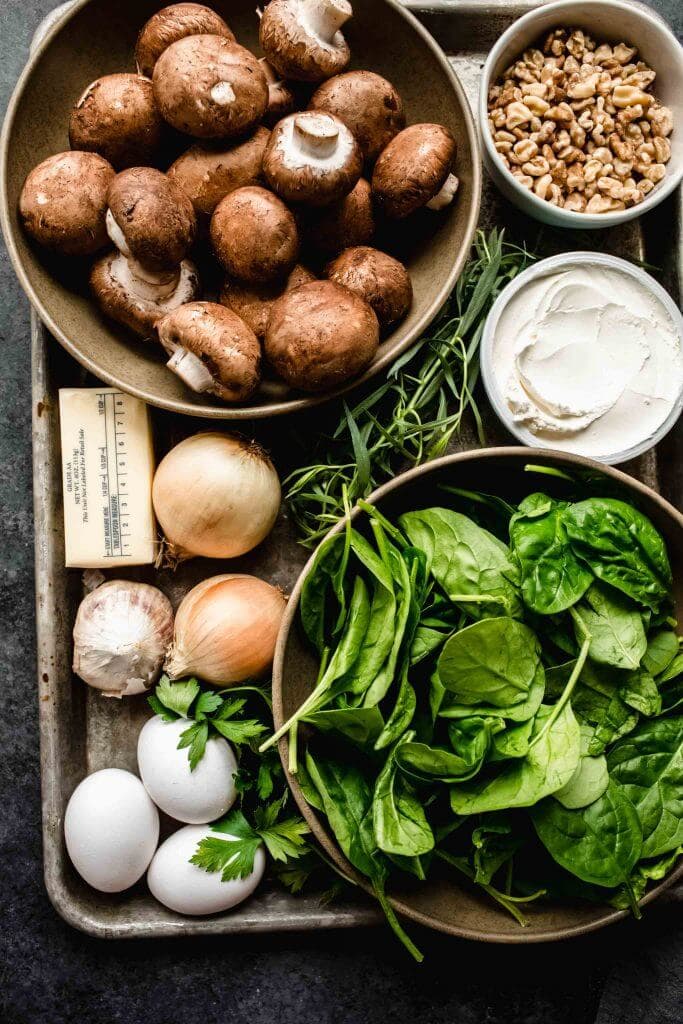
478;0;683;229
479;251;683;464
272;445;683;943
0;0;482;420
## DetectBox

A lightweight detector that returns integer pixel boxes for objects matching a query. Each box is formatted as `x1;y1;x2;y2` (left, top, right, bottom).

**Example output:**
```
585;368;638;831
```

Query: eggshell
147;824;266;915
64;768;159;892
137;716;238;824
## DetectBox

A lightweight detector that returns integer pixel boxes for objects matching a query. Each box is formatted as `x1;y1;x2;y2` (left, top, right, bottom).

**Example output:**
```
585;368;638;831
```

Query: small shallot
164;574;286;685
73;581;174;697
152;433;281;564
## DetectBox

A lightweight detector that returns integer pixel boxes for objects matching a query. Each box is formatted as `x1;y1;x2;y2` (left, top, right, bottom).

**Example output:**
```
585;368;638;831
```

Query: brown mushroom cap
90;251;200;338
372;124;457;219
157;301;261;403
326;246;412;329
135;3;235;78
265;279;379;392
220;263;316;340
167;127;270;218
107;167;197;272
153;35;268;140
19;151;115;256
263;111;362;207
259;59;298;125
260;0;352;83
210;185;299;284
309;71;405;163
68;74;164;171
304;177;374;256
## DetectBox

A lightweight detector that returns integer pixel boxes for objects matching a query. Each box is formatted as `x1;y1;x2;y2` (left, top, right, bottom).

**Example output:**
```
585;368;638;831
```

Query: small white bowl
479;0;683;228
480;252;683;464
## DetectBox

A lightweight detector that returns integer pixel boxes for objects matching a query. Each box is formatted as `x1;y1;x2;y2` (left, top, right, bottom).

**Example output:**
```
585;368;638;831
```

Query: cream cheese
491;264;683;459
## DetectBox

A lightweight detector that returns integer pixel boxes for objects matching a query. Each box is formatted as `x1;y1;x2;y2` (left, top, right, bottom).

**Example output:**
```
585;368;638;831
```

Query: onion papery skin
163;574;287;685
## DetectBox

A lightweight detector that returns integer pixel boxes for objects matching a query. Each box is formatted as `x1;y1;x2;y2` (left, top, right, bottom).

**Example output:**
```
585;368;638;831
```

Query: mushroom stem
106;209;131;256
210;81;236;106
426;173;460;211
303;0;352;44
166;348;216;394
293;113;339;159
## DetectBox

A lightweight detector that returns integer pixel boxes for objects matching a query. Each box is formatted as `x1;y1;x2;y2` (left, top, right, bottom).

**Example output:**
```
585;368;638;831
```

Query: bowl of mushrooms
1;0;480;418
480;0;683;228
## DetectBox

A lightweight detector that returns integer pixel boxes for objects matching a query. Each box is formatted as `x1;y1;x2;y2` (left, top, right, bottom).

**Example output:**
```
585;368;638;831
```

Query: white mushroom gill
109;253;197;308
425;173;460;211
302;0;352;46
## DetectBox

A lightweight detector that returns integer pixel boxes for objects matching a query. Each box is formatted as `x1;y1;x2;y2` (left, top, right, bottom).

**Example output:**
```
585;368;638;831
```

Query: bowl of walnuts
480;0;683;228
1;0;481;418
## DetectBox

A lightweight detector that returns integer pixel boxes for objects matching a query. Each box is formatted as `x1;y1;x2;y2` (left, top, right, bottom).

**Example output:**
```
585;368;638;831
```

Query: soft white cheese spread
491;264;683;458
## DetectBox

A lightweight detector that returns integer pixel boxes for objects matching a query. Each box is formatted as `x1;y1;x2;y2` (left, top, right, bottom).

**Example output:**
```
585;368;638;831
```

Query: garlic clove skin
73;581;174;698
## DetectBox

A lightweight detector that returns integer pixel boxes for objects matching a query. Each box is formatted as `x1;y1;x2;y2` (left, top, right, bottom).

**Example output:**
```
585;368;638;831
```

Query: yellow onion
163;574;287;685
152;432;281;564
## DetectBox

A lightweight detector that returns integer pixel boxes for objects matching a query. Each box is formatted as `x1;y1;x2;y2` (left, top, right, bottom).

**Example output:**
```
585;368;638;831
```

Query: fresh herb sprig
191;803;311;881
285;229;534;546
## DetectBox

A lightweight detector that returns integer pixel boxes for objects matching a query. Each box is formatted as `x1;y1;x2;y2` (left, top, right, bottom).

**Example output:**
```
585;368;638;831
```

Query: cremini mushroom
263;111;362;206
304;177;374;256
106;167;197;273
156;301;261;402
167;127;270;219
90;251;200;338
265;279;379;392
210;186;299;284
259;0;352;82
153;35;268;139
135;3;235;77
19;151;115;256
260;59;298;125
220;264;316;340
372;123;459;218
309;71;405;163
326;246;412;329
68;74;164;170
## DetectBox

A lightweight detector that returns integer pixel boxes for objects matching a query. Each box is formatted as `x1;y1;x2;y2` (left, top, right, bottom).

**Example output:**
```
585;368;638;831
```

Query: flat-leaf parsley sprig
190;803;311;881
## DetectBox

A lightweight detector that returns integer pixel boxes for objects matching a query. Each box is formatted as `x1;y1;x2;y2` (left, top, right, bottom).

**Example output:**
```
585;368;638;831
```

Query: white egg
147;824;265;915
64;768;159;893
137;715;238;824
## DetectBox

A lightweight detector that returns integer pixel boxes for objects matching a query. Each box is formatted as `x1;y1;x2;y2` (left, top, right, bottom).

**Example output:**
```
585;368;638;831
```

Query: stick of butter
59;388;157;567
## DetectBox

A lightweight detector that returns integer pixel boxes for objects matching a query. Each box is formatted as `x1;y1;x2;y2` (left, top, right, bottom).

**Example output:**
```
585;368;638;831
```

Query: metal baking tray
32;0;682;938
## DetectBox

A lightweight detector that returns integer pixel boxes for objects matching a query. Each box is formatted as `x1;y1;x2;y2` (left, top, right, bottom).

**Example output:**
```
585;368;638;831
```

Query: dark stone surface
0;3;681;1023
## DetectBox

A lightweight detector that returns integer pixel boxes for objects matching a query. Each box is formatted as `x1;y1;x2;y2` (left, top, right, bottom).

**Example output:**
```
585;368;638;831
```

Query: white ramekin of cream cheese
481;253;683;463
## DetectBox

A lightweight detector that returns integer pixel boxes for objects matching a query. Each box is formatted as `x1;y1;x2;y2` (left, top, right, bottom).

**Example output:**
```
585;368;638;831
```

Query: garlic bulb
152;433;281;564
164;574;287;686
73;581;174;698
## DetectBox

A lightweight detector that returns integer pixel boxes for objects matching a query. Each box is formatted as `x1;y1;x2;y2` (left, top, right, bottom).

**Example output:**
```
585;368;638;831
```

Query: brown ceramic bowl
0;0;480;420
273;448;683;943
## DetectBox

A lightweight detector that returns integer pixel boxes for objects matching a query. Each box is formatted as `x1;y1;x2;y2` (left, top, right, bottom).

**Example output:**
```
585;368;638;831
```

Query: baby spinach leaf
610;845;682;910
490;717;536;761
303;706;384;746
400;508;522;620
618;669;661;718
449;702;580;814
300;532;346;652
564;498;672;611
396;717;498;784
658;652;683;685
544;660;639;755
660;675;683;715
437;617;541;708
362;542;413;708
607;716;683;858
531;781;642;888
554;725;609;810
572;583;646;671
439;665;546;724
373;737;435;857
642;629;679;678
471;814;524;885
509;493;593;615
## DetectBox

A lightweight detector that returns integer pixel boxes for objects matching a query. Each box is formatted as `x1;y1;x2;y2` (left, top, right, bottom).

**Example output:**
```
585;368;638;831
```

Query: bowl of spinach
268;448;683;952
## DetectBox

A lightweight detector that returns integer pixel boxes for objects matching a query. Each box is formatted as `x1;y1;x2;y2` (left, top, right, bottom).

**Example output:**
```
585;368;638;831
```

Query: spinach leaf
554;725;609;810
439;665;545;724
607;716;683;858
437;617;541;708
471;814;524;885
303;706;384;746
396;718;498;784
545;660;639;755
373;736;434;857
400;508;522;620
618;669;661;718
509;493;592;615
531;781;642;888
610;845;682;910
642;629;679;678
490;717;536;761
449;702;580;814
660;675;683;715
564;498;672;611
300;532;346;652
658;652;683;685
572;583;646;671
362;541;413;708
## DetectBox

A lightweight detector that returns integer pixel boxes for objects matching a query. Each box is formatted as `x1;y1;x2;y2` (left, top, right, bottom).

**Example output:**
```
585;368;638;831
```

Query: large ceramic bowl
0;0;480;419
273;448;683;943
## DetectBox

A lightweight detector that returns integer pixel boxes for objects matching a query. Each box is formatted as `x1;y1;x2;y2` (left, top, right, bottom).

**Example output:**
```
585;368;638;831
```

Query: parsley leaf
194;691;224;718
177;720;209;771
212;718;267;745
191;805;311;880
255;815;310;863
156;675;201;718
147;692;177;722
